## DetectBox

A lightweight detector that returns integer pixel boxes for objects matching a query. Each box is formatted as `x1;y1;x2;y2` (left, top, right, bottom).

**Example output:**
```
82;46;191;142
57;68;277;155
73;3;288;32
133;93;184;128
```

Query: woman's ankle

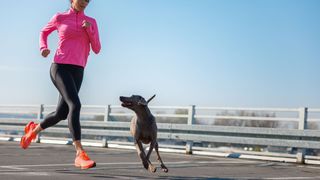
74;140;84;155
32;124;43;135
76;150;83;155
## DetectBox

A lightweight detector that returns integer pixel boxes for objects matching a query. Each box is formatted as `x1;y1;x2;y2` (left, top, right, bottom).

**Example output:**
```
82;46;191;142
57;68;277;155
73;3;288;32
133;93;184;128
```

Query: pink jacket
39;8;101;67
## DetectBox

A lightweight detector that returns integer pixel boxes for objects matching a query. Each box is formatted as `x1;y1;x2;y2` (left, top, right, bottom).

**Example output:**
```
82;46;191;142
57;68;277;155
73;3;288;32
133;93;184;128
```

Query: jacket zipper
76;12;79;31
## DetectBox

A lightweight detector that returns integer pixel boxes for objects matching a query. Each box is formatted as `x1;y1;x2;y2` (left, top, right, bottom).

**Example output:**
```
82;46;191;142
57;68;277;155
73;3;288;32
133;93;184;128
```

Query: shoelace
79;152;90;160
26;123;37;135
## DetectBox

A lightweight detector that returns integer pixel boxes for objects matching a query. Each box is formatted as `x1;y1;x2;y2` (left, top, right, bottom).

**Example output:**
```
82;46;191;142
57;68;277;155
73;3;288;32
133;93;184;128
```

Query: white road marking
0;166;27;170
0;172;50;176
298;165;320;170
262;177;320;180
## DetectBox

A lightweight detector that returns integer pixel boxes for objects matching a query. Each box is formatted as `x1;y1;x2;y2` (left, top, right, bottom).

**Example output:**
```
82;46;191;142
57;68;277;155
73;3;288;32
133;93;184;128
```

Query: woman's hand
82;20;91;29
41;49;50;58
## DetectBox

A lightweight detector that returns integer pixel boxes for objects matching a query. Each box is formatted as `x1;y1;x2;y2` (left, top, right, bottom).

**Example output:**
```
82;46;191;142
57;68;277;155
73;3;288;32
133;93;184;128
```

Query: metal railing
0;104;320;164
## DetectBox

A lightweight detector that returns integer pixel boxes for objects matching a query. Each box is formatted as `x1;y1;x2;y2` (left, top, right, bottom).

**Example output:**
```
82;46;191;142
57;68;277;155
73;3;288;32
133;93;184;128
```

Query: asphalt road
1;141;320;180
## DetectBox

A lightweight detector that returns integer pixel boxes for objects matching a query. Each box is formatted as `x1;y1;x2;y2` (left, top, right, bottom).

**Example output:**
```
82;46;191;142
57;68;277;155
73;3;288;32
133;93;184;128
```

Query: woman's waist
53;55;87;68
51;62;84;70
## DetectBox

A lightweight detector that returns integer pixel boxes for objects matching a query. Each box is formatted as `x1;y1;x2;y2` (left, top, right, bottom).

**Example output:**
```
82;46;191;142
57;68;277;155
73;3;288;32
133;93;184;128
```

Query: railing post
36;104;44;143
296;107;308;164
37;104;44;121
104;105;111;122
187;105;195;125
102;105;110;148
186;105;195;154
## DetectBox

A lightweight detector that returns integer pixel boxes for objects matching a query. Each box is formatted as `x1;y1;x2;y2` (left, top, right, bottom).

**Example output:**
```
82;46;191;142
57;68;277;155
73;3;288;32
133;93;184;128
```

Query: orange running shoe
20;121;38;149
24;121;36;134
75;151;96;169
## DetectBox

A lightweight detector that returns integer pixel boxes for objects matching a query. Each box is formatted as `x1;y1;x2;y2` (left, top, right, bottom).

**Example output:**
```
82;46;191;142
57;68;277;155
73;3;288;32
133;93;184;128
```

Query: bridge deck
0;141;320;180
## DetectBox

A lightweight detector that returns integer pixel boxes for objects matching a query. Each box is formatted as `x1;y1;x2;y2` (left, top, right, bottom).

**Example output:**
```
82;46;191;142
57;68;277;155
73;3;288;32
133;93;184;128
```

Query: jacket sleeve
85;19;101;54
39;14;58;52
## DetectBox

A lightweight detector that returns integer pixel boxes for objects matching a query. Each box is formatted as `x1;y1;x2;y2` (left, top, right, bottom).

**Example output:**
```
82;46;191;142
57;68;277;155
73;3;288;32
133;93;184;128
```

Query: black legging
40;63;84;141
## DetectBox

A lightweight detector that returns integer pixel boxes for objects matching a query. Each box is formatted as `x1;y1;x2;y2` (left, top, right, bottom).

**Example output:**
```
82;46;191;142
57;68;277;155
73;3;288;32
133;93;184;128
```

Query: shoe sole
20;136;29;149
75;162;96;169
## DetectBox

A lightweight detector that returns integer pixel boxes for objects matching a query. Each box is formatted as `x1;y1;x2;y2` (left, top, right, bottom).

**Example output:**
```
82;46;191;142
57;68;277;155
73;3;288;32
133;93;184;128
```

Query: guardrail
0;104;320;164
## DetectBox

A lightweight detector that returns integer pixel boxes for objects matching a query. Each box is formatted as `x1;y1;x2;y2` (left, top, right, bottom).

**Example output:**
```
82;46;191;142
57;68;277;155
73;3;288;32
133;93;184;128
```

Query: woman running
20;0;101;169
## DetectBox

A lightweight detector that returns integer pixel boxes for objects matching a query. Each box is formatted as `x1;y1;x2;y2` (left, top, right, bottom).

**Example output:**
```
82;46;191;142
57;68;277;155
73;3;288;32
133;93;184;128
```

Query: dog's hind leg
155;142;168;173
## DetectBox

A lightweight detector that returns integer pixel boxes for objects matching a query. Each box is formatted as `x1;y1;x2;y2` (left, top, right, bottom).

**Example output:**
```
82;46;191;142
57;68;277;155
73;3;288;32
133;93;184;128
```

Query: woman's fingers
41;49;50;58
82;20;91;28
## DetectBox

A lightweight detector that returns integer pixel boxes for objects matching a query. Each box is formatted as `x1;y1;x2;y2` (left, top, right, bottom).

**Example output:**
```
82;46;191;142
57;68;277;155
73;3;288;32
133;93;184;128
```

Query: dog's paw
161;165;168;173
148;165;157;173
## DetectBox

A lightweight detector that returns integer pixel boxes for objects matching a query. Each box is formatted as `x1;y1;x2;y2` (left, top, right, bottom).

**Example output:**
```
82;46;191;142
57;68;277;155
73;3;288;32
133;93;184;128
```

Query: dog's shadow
55;164;236;180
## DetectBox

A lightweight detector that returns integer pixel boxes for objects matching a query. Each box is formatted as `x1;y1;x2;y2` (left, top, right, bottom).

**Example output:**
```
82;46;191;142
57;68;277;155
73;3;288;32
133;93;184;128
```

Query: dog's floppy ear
138;98;148;106
146;94;156;104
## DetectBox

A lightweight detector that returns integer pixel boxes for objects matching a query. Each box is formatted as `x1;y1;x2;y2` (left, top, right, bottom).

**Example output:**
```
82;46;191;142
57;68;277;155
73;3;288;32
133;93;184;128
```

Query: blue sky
0;0;319;107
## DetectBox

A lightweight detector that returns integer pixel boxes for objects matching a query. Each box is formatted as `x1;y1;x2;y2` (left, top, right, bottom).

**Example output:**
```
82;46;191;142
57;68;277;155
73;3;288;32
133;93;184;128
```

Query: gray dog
120;95;168;173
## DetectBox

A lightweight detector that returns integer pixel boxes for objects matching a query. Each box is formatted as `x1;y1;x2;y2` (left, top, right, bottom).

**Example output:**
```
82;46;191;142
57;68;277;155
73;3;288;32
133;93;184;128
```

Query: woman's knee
68;100;81;112
55;109;69;120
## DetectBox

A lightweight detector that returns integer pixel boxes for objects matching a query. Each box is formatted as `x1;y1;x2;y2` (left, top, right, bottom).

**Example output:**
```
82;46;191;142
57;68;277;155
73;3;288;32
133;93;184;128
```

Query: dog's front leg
146;141;155;161
155;142;168;173
135;140;156;173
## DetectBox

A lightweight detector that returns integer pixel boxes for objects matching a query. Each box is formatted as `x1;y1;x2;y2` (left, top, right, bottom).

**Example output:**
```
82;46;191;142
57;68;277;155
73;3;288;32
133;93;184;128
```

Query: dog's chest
138;122;155;136
131;118;157;143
